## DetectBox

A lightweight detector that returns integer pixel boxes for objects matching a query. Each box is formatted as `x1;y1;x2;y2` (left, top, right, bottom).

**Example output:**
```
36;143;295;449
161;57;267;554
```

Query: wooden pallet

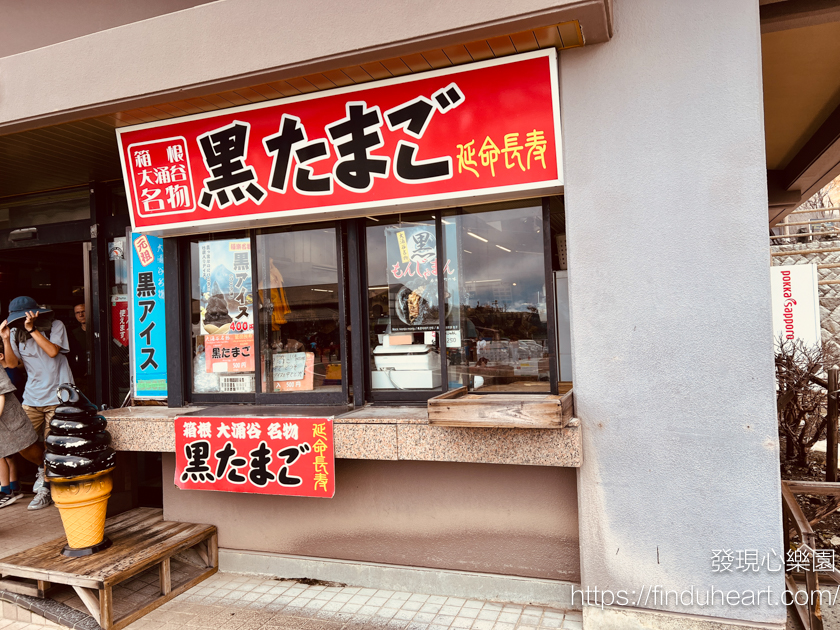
0;507;217;630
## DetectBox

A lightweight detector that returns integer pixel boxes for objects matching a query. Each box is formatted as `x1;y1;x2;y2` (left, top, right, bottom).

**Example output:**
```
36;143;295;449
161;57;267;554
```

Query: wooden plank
782;483;814;538
428;397;563;428
785;481;840;496
159;558;171;596
430;386;467;401
208;533;219;568
560;390;574;425
557;21;583;48
194;541;209;567
534;26;563;49
421;50;452;69
72;586;101;625
510;31;539;53
786;574;814;630
0;577;46;598
428;388;570;428
100;586;114;630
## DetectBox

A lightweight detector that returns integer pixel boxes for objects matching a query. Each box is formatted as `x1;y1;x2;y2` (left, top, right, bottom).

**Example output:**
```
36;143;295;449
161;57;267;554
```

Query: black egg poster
199;238;254;374
385;225;460;339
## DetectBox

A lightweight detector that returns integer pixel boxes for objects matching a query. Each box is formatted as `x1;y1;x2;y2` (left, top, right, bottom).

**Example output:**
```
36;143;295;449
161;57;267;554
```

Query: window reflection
446;203;549;392
257;226;342;394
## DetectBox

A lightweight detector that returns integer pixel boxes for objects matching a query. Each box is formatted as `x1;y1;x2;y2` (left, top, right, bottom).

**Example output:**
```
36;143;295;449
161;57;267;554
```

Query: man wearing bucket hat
0;296;75;510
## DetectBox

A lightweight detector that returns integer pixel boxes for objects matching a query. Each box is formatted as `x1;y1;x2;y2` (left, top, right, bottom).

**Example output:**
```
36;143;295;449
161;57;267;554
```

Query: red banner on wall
117;50;562;233
174;417;335;498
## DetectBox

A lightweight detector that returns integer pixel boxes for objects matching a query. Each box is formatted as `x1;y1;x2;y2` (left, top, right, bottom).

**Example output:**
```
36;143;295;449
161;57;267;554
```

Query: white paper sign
273;352;307;382
770;264;821;349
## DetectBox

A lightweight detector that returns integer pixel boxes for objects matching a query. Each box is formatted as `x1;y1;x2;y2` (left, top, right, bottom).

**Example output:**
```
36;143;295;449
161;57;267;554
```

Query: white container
371;369;441;389
373;344;439;370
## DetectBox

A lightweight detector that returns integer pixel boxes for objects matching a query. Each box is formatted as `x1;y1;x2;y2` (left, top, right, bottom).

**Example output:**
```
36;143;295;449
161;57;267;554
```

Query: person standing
0;296;75;510
69;303;90;397
0;364;44;509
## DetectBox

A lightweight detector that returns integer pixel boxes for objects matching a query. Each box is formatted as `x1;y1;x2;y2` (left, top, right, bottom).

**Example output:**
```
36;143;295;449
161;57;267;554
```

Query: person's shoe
27;487;53;510
11;488;24;498
0;493;20;509
33;467;45;493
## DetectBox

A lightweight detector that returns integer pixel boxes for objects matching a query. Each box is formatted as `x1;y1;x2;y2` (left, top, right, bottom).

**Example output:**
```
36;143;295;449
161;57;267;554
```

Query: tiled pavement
120;572;583;630
0;499;581;630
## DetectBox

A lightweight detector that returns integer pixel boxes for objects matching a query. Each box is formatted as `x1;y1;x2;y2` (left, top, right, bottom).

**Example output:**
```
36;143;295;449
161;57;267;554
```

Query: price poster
199;238;253;335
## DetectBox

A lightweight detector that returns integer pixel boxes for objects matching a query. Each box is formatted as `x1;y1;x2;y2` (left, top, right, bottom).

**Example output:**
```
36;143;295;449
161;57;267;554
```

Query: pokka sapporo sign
116;50;562;233
174;417;335;498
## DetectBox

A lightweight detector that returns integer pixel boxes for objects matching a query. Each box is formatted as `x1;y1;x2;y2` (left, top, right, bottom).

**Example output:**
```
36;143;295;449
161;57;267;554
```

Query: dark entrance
0;242;90;396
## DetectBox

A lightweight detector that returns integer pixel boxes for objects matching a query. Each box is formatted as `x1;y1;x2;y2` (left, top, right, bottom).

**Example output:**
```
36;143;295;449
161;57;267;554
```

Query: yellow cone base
50;468;113;554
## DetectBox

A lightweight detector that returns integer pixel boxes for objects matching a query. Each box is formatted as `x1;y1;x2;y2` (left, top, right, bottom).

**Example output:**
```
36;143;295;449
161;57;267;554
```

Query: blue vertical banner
131;233;167;398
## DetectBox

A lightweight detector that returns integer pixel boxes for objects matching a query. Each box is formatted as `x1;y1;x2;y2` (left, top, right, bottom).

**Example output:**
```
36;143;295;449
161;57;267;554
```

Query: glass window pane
366;214;441;391
446;202;550;393
190;237;256;394
256;226;342;394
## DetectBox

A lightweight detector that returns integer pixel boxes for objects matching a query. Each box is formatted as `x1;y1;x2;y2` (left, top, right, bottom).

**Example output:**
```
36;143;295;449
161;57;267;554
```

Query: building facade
0;1;799;628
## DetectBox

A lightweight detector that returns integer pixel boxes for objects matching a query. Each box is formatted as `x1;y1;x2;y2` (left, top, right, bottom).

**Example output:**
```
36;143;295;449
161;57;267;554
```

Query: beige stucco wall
0;0;219;58
0;0;610;133
162;455;581;582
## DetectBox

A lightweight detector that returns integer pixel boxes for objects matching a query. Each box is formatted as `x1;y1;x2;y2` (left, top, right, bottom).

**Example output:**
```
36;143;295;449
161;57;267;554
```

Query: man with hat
0;296;75;510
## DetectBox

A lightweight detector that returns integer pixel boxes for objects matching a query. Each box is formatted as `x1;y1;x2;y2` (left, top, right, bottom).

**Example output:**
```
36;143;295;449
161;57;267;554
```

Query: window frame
170;195;560;408
356;200;559;403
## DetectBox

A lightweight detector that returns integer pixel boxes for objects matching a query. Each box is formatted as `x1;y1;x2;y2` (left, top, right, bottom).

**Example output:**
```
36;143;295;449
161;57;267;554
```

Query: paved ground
0;499;580;630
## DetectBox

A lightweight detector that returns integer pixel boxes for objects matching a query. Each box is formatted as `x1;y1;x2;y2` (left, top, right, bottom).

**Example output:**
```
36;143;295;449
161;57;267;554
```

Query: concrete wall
0;0;219;58
560;0;784;626
0;0;610;133
163;455;581;582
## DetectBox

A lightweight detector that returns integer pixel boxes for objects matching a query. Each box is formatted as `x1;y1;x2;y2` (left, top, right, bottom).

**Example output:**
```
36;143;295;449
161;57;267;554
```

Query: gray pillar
561;0;784;626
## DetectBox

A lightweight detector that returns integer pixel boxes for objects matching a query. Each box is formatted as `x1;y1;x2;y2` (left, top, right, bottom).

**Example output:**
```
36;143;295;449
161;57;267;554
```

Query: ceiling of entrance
0;22;582;200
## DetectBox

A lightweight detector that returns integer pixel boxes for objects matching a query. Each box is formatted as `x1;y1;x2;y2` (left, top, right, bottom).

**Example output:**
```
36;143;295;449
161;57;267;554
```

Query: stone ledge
101;406;582;467
0;590;100;630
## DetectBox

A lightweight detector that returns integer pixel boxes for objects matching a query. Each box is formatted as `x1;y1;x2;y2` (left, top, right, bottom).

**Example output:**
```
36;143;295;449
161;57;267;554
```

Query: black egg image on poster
385;226;460;334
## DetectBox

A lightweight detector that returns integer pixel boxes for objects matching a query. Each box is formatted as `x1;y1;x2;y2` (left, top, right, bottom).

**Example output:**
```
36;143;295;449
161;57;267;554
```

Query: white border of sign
770;264;822;350
116;49;563;235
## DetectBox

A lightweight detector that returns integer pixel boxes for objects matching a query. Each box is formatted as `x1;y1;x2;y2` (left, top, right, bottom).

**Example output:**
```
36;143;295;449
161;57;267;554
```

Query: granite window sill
101;405;581;467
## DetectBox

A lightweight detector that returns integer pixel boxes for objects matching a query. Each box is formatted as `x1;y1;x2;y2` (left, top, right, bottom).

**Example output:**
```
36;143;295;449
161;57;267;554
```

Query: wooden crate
427;386;574;428
0;508;217;630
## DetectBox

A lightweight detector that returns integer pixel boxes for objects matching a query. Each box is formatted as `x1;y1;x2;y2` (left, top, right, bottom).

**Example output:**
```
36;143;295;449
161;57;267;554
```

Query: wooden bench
0;507;217;630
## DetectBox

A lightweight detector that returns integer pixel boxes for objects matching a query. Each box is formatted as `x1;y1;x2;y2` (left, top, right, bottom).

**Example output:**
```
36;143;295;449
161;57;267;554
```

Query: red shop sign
117;50;562;234
174;417;335;498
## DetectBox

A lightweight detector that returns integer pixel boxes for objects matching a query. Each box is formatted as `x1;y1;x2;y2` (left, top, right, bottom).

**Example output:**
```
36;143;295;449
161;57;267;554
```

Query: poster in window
205;333;255;373
272;352;315;392
385;225;460;338
199;239;253;335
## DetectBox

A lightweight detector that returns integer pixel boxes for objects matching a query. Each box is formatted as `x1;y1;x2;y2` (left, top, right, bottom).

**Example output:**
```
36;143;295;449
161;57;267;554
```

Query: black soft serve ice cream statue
46;384;116;556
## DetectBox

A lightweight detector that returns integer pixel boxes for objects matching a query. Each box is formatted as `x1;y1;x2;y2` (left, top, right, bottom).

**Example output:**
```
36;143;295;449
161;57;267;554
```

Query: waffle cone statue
46;384;116;557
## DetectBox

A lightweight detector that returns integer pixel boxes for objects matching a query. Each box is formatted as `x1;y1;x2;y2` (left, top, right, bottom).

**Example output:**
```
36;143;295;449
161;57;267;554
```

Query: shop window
189;234;257;395
256;225;343;396
186;226;347;403
366;213;443;396
363;199;555;401
444;201;550;393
